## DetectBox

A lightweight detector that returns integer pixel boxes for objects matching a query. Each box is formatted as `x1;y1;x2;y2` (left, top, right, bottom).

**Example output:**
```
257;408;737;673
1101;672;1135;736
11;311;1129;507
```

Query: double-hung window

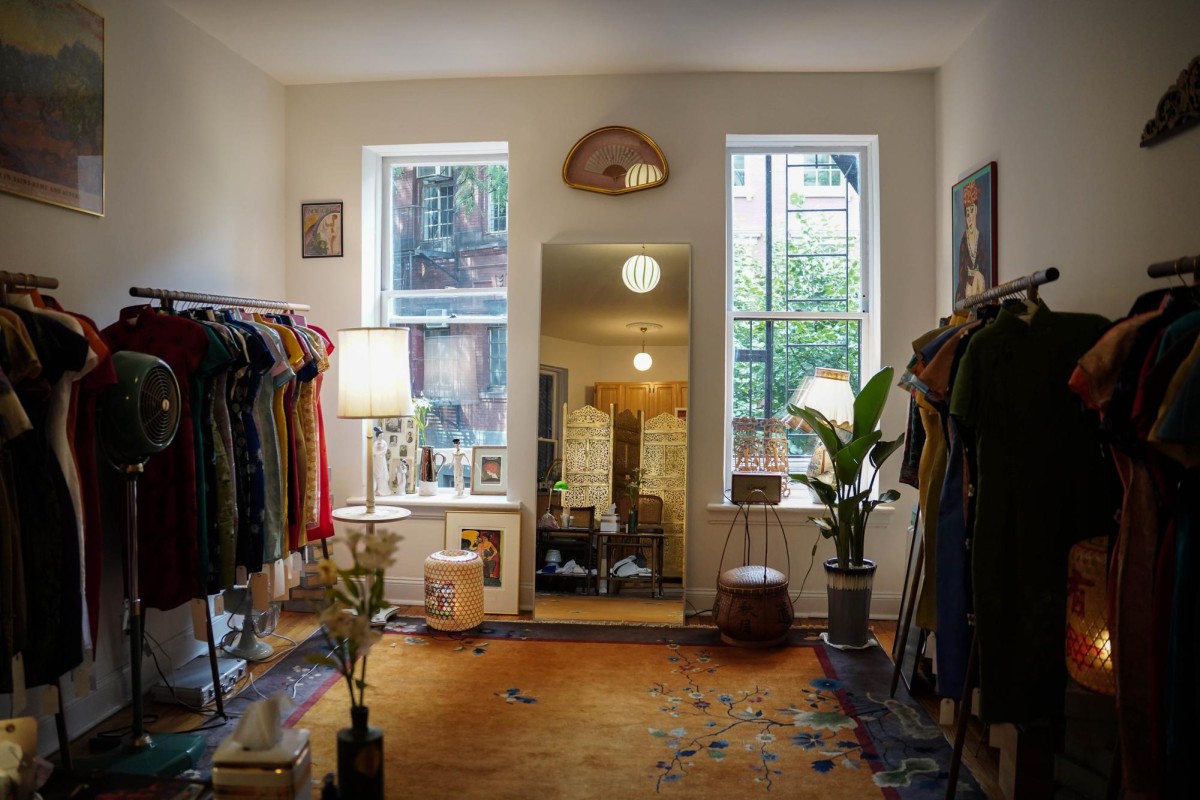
726;135;879;482
380;146;509;457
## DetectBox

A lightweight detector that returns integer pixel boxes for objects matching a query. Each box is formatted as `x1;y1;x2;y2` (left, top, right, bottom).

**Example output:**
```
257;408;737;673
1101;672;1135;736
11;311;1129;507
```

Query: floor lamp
336;327;414;621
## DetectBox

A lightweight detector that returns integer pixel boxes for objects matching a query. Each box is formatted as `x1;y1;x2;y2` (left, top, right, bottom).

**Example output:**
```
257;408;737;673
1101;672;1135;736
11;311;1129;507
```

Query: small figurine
395;457;409;495
372;426;391;496
451;438;468;496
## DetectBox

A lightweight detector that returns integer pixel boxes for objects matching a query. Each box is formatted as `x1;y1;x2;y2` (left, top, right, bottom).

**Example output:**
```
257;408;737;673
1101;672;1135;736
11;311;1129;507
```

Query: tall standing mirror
536;243;689;624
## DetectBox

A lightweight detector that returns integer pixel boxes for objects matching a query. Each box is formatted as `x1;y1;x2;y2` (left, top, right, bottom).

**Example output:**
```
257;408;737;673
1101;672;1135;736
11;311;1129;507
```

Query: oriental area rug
279;618;984;799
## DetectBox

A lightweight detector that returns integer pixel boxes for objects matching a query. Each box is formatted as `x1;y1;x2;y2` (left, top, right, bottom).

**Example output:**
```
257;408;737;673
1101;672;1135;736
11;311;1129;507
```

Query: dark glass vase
627;507;638;533
337;705;384;800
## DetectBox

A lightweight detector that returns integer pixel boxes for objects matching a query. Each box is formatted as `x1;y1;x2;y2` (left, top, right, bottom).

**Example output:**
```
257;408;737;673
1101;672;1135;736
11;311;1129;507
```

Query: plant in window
412;397;432;448
787;366;904;570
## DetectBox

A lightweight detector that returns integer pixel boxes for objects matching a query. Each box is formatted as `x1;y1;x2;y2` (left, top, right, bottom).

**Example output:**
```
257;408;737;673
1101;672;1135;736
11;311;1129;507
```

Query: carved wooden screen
561;404;613;522
642;412;687;578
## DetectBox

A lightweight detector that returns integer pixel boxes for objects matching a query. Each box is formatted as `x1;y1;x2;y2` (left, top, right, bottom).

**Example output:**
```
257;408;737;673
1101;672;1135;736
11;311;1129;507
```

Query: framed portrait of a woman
951;162;997;306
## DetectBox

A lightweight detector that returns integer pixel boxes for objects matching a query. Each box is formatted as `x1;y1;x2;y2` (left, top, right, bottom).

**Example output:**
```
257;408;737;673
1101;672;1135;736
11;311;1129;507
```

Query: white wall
936;0;1200;317
1;0;285;751
285;72;936;617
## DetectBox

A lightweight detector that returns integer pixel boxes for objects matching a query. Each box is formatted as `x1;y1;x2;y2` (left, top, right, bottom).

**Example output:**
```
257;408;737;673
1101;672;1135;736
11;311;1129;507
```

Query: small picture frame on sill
470;446;508;495
301;201;343;258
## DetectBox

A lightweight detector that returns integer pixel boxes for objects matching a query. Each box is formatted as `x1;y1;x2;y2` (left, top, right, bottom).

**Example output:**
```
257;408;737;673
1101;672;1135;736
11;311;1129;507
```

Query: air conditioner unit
425;308;449;329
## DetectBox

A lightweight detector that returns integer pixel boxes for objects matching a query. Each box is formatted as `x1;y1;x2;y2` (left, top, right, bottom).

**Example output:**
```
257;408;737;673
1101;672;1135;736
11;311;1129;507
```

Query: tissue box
213;727;312;799
599;514;619;532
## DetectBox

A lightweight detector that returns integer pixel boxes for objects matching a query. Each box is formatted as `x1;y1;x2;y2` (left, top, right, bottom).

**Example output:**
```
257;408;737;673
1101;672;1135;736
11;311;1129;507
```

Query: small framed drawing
951;162;997;307
445;511;520;614
302;201;343;258
470;446;508;495
675;407;687;422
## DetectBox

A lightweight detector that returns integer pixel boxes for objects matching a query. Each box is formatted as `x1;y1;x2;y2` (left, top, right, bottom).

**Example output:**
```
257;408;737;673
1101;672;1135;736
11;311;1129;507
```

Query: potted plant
788;366;905;647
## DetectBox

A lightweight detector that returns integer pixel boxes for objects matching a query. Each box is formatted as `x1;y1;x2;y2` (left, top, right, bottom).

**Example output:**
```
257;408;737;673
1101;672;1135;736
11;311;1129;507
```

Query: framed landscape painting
445;511;520;614
951;162;997;307
0;0;105;215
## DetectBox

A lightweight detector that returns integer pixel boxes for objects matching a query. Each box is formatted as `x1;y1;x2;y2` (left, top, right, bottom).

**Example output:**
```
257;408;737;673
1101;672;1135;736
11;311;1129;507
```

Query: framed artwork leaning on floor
445;511;521;614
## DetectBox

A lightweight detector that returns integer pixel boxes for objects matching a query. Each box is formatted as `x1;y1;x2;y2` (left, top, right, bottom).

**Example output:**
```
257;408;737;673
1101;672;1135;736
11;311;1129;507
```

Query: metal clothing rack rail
0;269;73;769
0;270;60;304
954;267;1060;311
1146;253;1199;280
129;286;311;312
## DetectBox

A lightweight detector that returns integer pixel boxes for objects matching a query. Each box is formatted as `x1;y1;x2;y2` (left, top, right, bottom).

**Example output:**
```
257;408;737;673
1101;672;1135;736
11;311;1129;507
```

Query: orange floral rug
286;618;983;799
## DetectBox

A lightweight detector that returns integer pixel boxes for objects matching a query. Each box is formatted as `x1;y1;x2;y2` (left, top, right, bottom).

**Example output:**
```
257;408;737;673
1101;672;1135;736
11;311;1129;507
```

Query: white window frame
723;134;881;499
362;142;510;459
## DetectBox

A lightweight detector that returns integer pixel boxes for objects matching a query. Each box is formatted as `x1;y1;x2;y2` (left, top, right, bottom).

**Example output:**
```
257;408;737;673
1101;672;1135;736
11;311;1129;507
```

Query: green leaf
869;434;906;470
851;366;895;442
833;431;880;487
788;406;843;457
877;489;901;503
795;474;837;508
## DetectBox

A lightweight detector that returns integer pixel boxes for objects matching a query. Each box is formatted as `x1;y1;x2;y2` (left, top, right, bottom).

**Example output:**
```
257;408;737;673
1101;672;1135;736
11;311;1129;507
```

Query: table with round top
331;505;411;625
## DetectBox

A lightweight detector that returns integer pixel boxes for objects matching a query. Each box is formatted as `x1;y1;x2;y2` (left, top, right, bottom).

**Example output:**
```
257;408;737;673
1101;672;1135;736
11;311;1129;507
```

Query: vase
337;705;383;800
626;506;638;533
824;558;877;647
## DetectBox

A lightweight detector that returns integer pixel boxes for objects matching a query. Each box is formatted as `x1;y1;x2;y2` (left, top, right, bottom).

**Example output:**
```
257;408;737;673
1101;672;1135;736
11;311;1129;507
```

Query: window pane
732;152;861;314
385;161;508;451
732;317;861;468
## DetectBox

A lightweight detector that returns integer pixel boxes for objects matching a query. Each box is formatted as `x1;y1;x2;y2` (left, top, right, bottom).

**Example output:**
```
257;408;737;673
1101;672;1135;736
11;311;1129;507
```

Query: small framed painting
675;407;687;422
951;162;997;307
445;511;520;614
302;201;343;258
470;445;508;495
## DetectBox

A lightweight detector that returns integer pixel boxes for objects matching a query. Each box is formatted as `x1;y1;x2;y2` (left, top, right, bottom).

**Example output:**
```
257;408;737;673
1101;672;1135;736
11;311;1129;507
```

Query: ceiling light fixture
622;245;661;293
627;322;661;372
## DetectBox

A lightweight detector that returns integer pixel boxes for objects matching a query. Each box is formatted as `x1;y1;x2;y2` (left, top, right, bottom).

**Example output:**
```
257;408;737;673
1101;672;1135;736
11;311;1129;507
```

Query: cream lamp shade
778;367;855;432
779;367;856;486
337;327;414;514
622;247;661;293
627;322;660;372
634;351;653;371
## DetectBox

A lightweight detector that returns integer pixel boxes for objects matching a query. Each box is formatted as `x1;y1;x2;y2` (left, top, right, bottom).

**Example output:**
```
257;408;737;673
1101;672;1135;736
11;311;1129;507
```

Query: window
732;154;746;187
381;148;508;452
726;136;878;481
488;189;507;233
422;183;454;240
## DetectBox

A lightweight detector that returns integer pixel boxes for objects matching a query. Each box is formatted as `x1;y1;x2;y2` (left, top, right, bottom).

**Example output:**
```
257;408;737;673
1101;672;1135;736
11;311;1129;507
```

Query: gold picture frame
562;126;668;195
0;0;104;215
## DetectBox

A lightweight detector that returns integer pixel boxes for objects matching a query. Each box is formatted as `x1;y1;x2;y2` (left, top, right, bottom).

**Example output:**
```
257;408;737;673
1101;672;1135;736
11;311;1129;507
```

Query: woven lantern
1064;537;1115;695
424;550;485;632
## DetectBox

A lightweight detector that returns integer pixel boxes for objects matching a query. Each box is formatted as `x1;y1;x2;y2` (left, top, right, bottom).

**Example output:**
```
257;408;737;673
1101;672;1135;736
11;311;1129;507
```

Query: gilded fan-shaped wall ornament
563;126;669;195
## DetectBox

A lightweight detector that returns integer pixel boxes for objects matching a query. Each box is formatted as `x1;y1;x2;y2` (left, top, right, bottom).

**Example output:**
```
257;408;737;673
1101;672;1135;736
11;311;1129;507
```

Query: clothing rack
1146;254;1199;280
127;285;317;719
129;286;311;312
954;267;1060;311
0;270;59;304
0;269;74;769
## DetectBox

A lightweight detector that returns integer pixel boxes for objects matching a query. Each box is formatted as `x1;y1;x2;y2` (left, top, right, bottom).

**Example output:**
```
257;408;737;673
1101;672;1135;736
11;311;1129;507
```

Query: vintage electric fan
96;351;205;775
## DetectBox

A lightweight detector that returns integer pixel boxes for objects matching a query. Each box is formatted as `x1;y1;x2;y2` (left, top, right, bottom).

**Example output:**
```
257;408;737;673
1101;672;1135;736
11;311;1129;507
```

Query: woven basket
713;565;793;647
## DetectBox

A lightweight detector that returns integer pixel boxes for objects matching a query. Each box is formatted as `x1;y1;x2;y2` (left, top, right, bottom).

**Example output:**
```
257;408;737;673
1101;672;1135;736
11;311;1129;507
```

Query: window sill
346;492;519;521
705;494;896;527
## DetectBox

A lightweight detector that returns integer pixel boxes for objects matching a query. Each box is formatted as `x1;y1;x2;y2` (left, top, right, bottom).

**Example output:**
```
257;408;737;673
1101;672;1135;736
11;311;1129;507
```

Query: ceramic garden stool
713;564;794;647
424;550;485;632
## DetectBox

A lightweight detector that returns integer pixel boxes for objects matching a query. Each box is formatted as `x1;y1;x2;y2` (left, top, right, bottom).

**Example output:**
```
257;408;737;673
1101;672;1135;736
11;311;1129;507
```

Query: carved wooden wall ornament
1140;55;1200;148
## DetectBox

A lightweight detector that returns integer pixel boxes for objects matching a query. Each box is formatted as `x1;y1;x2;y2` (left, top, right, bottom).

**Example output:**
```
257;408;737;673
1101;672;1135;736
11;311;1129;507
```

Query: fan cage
139;366;179;448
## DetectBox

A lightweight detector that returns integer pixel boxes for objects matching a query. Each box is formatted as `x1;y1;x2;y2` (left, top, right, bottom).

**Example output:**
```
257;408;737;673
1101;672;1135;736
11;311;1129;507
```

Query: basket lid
718;565;788;591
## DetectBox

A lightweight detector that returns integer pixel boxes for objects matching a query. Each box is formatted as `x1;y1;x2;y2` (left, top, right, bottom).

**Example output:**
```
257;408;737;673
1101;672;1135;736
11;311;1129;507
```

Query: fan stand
106;464;205;775
223;587;273;662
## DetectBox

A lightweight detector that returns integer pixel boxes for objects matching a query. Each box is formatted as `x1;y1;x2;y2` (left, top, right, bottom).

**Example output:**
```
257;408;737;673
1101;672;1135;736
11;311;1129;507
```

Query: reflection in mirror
537;243;689;625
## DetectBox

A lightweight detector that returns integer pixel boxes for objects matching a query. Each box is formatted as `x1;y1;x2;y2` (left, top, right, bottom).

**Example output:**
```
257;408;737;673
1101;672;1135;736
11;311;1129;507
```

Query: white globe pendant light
627;322;661;372
622;246;661;293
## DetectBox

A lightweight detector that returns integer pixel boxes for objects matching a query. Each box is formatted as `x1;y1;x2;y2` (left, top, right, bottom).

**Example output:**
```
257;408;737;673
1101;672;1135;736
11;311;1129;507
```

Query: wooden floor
68;609;1002;798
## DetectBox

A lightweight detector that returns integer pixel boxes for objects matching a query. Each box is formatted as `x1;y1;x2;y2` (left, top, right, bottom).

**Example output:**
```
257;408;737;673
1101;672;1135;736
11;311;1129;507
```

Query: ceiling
162;0;995;86
541;244;690;348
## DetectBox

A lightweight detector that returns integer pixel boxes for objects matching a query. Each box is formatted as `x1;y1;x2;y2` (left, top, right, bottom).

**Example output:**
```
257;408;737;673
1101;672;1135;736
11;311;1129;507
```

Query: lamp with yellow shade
778;367;856;484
